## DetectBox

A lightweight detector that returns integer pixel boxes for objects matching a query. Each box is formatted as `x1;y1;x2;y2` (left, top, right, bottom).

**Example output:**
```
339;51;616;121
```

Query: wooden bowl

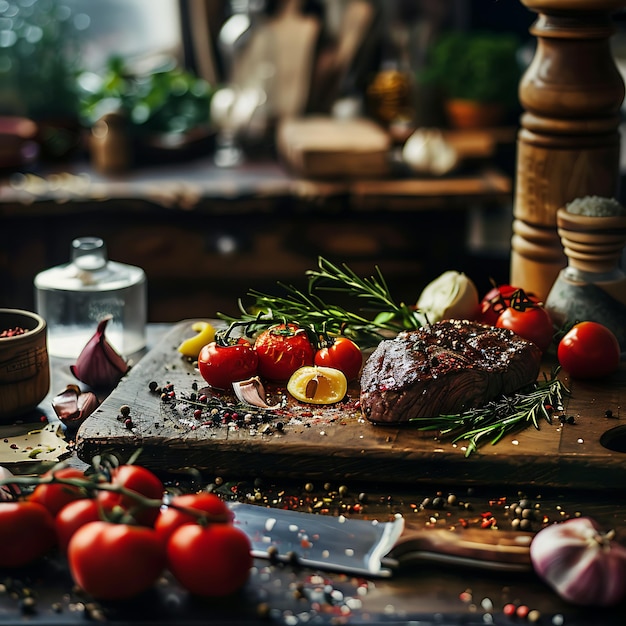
0;309;50;421
557;208;626;274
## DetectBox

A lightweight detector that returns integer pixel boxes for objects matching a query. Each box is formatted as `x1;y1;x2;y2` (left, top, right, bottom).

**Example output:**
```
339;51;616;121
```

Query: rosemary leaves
217;257;425;347
410;371;569;456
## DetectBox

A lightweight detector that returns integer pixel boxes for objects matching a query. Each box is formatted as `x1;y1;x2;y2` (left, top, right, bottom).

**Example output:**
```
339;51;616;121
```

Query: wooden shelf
0;146;514;321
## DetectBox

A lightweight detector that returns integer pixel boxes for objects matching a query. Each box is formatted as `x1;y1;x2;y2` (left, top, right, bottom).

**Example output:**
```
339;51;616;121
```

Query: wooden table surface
2;323;626;625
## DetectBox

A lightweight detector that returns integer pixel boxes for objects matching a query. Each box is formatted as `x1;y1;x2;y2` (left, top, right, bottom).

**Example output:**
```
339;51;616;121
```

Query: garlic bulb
417;271;480;323
530;517;626;606
402;129;458;176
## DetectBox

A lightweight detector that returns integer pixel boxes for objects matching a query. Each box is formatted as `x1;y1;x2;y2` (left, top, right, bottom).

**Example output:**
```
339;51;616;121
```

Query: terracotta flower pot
444;99;506;130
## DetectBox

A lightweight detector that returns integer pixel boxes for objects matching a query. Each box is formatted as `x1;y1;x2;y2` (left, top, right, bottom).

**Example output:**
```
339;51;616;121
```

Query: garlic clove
51;385;81;422
0;466;20;501
232;376;280;409
52;385;100;426
70;316;129;388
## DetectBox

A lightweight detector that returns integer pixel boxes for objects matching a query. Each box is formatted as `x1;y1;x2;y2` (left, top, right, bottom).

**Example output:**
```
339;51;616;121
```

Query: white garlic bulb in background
402;129;459;176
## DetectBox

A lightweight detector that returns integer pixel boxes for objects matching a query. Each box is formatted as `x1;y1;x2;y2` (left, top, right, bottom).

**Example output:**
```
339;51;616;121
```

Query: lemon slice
287;366;348;405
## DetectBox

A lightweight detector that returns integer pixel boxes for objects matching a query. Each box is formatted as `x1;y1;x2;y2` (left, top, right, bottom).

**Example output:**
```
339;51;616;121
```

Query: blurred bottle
34;237;146;359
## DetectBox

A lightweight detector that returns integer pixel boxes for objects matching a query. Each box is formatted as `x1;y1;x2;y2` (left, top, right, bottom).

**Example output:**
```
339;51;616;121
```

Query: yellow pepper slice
177;321;216;358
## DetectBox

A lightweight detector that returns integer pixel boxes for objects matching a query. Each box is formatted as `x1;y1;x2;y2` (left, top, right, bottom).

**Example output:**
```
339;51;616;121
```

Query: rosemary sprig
410;370;569;457
217;257;425;347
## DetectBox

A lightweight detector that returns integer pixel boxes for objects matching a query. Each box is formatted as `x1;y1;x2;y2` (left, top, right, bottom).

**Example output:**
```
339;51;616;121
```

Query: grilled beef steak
360;319;542;423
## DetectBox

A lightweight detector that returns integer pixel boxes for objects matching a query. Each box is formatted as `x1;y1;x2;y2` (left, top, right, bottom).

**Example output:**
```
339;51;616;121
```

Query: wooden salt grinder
511;0;626;301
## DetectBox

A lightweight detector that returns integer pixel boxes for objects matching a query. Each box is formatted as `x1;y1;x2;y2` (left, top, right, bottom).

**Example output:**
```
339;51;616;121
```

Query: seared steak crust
360;319;542;423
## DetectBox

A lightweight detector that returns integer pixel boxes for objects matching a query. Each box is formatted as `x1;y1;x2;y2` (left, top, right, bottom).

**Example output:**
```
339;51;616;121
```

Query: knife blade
227;502;533;578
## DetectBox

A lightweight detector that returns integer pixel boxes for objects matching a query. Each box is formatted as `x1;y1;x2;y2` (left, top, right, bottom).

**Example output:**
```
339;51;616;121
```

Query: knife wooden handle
388;524;534;572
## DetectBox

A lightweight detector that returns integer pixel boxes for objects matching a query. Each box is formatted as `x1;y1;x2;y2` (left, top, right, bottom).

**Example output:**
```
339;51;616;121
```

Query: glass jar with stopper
34;237;147;359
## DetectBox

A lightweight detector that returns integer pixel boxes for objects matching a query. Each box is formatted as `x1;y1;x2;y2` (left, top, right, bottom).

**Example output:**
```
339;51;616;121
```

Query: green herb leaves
218;257;425;348
410;370;569;456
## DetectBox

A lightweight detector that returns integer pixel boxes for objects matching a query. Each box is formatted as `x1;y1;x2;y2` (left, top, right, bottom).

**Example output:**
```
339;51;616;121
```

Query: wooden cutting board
75;320;626;490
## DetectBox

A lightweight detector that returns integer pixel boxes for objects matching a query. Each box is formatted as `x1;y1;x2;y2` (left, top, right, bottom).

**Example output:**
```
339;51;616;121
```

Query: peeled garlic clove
530;517;626;607
52;385;99;426
232;376;280;409
0;466;20;501
70;316;129;388
417;271;480;323
51;385;81;422
76;390;99;422
402;129;459;176
178;321;216;359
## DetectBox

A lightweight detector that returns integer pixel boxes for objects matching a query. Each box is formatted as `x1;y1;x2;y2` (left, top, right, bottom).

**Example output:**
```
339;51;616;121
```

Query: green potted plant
77;56;214;166
420;31;522;129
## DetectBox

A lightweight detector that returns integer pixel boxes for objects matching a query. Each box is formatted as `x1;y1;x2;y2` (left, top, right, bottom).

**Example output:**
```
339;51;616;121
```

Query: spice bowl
0;308;50;422
556;208;626;275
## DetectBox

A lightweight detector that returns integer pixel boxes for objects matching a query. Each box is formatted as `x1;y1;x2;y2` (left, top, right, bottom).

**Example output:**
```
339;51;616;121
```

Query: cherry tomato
56;498;105;553
155;493;233;545
166;522;252;597
495;291;554;352
0;501;57;567
97;465;164;526
68;520;165;600
198;338;258;390
254;323;315;381
479;284;540;325
28;467;88;517
314;336;363;381
557;321;621;379
479;284;519;325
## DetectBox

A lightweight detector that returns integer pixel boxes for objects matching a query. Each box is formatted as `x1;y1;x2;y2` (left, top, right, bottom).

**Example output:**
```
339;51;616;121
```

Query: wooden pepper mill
511;0;626;301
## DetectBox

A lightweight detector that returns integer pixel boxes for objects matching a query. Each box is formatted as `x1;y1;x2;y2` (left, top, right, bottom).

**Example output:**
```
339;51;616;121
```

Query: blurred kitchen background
1;0;626;322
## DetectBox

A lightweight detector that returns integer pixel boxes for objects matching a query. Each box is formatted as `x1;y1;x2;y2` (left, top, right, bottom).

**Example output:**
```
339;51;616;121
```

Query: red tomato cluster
0;464;252;600
197;323;363;389
479;283;623;376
